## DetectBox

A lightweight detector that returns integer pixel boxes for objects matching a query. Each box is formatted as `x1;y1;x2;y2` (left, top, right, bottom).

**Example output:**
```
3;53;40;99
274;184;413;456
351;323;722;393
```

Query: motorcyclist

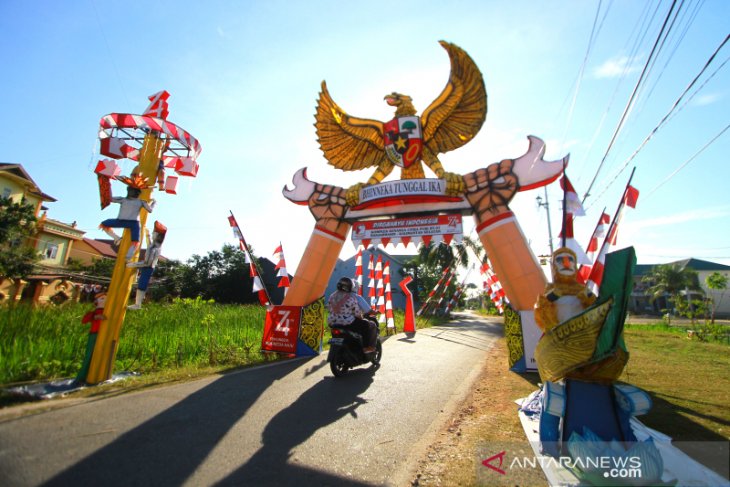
327;277;378;353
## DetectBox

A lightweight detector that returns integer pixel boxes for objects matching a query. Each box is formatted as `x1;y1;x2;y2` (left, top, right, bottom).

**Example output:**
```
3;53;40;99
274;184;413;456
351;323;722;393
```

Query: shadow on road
41;359;306;487
216;368;376;486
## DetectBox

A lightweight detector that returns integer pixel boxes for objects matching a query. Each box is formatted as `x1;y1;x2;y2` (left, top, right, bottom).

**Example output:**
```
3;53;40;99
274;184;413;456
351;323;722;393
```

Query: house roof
0;163;57;202
635;258;730;276
671;258;730;272
82;238;118;259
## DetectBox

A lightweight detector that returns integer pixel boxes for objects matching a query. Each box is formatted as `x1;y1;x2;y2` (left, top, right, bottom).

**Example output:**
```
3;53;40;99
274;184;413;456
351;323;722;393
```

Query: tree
402;236;484;306
0;196;39;279
642;263;701;323
177;244;261;304
706;272;728;324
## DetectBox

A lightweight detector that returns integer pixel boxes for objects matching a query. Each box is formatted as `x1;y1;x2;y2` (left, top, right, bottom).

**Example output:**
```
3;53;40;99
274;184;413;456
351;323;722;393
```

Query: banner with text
352;214;463;248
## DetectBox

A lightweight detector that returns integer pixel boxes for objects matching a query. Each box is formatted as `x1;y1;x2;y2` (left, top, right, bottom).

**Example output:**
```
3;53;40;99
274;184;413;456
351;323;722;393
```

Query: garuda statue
315;40;487;206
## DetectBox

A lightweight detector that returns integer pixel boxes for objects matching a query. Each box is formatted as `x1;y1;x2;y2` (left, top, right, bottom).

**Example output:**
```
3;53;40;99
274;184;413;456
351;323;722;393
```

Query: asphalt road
0;312;501;487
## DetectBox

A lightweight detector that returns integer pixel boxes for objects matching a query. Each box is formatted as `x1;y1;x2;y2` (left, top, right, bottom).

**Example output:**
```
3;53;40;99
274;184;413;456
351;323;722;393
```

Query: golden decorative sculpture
314;40;487;205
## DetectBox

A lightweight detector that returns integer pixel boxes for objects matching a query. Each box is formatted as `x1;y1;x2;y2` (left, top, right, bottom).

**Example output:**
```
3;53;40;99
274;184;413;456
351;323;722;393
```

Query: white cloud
691;93;722;106
593;55;642;79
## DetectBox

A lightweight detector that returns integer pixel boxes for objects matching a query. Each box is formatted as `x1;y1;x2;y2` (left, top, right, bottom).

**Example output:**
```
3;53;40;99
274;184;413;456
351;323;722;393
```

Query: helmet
336;277;356;293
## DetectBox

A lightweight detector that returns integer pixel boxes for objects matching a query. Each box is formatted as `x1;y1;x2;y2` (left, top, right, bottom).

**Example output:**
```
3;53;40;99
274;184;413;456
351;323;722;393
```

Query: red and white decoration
94;159;121;178
383;261;395;330
367;253;376;306
355;248;363;296
577;212;611;284
351;214;462;249
399;275;416;334
481;261;508;314
559;175;590;264
586;182;640;295
273;243;290;295
417;266;450;316
97;91;202;193
228;213;271;306
375;257;385;323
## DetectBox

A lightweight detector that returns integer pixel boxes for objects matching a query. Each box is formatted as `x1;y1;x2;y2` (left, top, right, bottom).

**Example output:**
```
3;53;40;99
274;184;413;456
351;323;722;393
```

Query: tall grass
0;298;268;385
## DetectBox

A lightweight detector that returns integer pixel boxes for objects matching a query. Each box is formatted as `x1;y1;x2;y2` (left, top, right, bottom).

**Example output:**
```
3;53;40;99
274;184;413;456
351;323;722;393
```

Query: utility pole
536;186;554;255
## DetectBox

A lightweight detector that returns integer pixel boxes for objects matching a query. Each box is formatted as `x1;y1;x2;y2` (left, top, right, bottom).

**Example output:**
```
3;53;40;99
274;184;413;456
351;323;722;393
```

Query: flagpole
605;167;637;247
561;162;568;249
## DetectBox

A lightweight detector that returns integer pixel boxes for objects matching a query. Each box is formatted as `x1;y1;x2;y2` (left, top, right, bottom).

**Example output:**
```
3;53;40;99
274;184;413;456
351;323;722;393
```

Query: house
0;163;105;304
630;258;730;318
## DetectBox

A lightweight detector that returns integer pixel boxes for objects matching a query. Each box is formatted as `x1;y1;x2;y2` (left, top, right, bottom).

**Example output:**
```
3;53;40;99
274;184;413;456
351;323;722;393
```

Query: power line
582;0;680;203
645;122;730;199
587;34;730;206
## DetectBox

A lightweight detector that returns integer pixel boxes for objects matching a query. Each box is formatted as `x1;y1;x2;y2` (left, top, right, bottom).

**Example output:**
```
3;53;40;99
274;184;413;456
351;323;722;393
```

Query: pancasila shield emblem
383;116;423;168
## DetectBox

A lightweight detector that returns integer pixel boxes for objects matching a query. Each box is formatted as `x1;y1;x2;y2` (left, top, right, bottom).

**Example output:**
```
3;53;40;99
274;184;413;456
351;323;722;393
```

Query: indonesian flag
560;175;585;216
586;184;639;294
228;215;243;240
273;243;290;293
559;175;589;264
577;212;610;284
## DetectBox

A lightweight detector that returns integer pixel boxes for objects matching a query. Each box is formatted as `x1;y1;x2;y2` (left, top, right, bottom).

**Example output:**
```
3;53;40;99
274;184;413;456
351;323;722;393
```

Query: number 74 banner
262;298;324;356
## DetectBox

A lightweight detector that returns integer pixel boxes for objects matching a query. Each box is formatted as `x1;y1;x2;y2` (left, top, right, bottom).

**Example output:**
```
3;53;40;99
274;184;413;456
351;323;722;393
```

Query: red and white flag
577;212;611;284
560;175;586;216
273;243;290;294
229;212;271;306
586;184;639;294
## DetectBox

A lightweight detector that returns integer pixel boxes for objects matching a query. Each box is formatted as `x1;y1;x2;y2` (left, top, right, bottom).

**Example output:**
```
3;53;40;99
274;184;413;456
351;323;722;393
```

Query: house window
1;187;11;199
44;243;59;260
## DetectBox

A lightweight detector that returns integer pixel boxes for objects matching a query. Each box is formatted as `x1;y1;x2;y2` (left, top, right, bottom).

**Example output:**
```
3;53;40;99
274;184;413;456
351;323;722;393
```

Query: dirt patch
411;335;548;486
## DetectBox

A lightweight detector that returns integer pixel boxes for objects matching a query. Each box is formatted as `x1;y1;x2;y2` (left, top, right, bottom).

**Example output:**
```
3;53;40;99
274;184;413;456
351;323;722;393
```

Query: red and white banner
351;214;462;248
262;305;301;353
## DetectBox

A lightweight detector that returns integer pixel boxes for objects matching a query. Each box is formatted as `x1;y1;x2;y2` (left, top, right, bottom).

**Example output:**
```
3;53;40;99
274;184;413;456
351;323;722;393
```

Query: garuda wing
420;41;487;155
315;81;387;171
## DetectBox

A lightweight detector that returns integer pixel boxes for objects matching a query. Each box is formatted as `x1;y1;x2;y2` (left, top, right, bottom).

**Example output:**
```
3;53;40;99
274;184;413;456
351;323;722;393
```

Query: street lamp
536;188;554;255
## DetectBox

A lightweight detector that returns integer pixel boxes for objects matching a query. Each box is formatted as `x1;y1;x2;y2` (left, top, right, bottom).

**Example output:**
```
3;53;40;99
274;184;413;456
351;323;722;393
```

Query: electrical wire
587;34;730;206
582;0;680;203
644;123;730;199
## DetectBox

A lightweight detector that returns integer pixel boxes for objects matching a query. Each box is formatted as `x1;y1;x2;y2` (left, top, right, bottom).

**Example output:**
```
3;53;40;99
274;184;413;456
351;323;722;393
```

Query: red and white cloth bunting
273;243;290;294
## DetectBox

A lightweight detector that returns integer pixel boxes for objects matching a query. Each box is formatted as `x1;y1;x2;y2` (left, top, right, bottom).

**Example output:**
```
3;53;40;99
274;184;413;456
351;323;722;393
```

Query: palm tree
642;263;701;323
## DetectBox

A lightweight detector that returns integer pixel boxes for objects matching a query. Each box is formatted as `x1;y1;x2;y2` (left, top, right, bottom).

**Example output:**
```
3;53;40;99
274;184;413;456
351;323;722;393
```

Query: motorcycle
327;317;382;377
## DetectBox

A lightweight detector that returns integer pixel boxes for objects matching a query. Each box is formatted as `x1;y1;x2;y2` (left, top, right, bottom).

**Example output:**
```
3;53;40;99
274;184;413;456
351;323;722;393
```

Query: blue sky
2;0;729;277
